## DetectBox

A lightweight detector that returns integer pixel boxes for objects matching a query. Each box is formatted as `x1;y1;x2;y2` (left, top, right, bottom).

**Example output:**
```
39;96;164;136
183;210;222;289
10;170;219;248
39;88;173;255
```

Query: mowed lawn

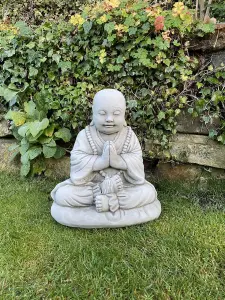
0;172;224;299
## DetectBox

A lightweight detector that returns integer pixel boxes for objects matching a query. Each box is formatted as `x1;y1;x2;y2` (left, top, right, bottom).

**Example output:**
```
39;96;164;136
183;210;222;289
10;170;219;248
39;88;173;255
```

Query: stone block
189;24;225;52
212;50;225;68
152;162;225;181
175;110;220;134
0;115;11;137
45;156;70;179
0;138;20;173
155;162;202;181
145;133;225;169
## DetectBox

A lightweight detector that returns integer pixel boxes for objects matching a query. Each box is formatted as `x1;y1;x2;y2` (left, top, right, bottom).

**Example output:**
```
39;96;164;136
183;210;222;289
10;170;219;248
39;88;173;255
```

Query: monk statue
51;89;161;228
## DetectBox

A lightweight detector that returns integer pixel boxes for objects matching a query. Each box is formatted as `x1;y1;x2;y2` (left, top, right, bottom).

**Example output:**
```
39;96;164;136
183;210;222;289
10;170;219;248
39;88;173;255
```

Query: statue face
92;90;126;134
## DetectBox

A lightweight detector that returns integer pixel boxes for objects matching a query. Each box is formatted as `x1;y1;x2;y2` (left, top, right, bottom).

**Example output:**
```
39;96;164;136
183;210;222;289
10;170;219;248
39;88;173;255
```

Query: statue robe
51;125;157;210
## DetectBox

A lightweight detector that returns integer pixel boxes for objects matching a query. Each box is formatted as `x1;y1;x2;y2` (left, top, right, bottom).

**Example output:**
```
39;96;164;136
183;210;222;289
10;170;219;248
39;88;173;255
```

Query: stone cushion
51;199;161;228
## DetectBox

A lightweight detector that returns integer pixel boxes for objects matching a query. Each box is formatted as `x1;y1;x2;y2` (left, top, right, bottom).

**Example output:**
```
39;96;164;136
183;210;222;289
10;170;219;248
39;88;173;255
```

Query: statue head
92;89;126;134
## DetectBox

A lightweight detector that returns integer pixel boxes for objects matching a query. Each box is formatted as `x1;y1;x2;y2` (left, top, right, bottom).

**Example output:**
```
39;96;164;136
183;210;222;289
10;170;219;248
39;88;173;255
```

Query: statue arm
70;130;98;184
120;131;145;185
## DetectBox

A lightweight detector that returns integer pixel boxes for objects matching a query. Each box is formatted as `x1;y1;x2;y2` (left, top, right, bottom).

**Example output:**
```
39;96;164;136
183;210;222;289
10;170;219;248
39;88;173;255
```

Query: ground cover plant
0;171;224;299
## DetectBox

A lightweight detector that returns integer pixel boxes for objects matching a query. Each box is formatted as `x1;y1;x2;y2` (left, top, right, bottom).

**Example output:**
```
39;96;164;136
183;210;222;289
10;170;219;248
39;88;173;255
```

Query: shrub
0;0;221;176
0;0;95;24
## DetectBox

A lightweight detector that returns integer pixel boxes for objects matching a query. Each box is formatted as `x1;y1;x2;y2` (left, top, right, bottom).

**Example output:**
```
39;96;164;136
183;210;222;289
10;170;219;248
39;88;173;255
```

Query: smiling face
92;89;126;134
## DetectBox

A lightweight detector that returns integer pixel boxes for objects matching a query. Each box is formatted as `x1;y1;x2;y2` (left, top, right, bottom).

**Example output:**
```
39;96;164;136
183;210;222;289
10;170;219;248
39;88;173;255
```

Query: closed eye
113;110;121;115
99;110;106;115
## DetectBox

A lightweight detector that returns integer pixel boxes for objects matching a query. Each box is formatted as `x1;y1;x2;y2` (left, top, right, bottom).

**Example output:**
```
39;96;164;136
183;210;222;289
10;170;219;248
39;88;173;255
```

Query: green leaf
28;146;42;160
29;118;49;137
175;109;181;116
46;32;54;41
54;146;66;159
5;110;26;126
46;139;56;147
48;49;53;57
26;42;35;49
43;145;57;158
24;101;36;117
127;100;137;108
104;22;115;34
83;21;92;34
29;67;38;78
209;129;217;138
58;61;72;73
19;138;29;154
3;60;13;70
3;88;18;102
158;111;165;121
52;54;61;64
8;143;19;152
5;49;16;57
15;21;33;36
208;65;213;71
188;108;194;114
20;161;31;176
38;136;53;144
0;86;4;96
128;27;137;36
54;128;72;142
21;152;29;164
18;123;30;137
44;124;55;137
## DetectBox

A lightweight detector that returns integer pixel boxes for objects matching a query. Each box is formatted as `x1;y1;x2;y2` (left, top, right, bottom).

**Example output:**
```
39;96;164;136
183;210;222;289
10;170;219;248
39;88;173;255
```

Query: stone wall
145;110;225;181
1;113;225;181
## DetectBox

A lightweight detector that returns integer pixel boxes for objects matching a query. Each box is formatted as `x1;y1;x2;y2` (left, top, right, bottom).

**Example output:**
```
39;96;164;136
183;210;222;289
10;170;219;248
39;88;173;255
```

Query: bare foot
95;195;109;212
93;185;101;201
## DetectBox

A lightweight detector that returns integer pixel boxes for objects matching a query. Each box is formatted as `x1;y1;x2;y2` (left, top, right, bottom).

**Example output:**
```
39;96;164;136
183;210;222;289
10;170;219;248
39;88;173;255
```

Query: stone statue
51;89;161;228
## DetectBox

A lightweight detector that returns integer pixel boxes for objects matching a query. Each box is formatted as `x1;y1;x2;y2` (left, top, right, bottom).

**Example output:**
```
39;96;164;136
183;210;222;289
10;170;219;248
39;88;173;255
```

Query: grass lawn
0;172;224;299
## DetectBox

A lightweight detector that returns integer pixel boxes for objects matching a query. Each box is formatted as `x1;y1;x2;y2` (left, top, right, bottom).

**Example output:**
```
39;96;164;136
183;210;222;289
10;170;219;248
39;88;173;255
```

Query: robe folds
51;125;157;210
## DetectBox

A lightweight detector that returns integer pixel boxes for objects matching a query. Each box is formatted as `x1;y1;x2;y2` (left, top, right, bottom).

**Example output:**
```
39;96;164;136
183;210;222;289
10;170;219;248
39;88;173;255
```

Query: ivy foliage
0;0;222;176
1;0;225;24
0;0;95;24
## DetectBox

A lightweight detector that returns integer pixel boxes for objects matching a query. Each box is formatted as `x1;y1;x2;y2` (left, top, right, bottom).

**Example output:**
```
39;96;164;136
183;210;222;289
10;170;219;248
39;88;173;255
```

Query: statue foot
93;184;101;200
95;195;109;213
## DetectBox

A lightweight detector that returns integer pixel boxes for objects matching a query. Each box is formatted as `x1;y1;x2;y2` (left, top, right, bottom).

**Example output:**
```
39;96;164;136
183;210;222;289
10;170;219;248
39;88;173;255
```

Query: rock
212;50;225;68
145;134;225;169
150;162;225;181
45;156;70;179
0;115;11;137
0;138;20;173
155;162;202;181
175;110;220;134
189;24;225;52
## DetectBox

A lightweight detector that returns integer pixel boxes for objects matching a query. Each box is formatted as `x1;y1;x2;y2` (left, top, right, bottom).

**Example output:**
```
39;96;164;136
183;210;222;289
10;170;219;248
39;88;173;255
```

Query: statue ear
90;120;94;126
123;121;127;127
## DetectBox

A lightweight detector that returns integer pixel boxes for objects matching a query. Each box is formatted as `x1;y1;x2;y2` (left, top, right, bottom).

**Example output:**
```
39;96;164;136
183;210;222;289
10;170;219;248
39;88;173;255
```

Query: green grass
0;172;224;299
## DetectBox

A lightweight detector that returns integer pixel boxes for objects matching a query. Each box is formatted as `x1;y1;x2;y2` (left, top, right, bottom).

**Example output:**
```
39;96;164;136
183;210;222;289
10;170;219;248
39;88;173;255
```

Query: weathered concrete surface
189;24;225;52
145;133;225;169
0;115;11;137
175;110;220;134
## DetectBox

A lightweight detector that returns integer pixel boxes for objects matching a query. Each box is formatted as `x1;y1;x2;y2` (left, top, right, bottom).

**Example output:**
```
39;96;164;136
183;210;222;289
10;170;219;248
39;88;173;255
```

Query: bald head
93;89;126;108
92;89;126;134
